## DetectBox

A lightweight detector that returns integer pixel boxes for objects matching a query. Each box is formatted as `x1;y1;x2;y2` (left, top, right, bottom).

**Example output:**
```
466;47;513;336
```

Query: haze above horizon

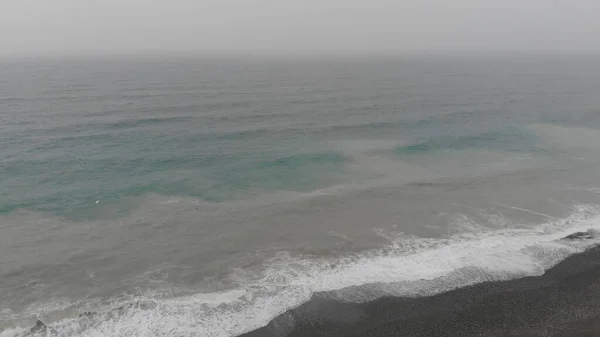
1;0;599;57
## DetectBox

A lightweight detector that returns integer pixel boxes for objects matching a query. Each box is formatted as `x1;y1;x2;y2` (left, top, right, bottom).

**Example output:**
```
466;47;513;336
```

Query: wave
5;205;600;337
395;142;435;155
107;116;195;129
394;126;537;155
264;152;346;169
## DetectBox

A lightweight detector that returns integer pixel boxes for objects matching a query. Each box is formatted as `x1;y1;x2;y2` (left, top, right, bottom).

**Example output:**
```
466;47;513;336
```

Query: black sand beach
242;244;600;337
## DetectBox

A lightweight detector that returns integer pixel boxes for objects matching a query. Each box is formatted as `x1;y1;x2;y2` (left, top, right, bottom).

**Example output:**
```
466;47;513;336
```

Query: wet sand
241;245;600;337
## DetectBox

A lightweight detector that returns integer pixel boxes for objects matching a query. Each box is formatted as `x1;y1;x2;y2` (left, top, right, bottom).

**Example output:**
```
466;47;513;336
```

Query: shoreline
241;244;600;337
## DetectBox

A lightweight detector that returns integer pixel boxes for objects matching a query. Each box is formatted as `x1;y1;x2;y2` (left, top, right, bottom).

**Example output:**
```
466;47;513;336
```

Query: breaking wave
4;205;600;337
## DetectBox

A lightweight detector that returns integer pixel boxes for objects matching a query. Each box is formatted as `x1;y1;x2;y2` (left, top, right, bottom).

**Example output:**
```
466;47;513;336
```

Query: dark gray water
2;55;600;337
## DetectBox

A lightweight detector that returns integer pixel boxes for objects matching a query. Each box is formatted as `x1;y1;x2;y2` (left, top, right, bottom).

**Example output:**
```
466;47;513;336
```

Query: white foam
164;290;247;306
0;327;28;337
7;205;600;337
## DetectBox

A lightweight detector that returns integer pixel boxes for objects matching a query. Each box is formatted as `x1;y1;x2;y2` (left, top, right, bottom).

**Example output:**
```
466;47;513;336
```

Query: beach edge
241;244;600;337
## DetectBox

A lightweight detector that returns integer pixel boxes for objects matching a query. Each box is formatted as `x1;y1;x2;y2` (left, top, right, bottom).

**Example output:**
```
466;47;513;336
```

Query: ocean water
2;55;600;336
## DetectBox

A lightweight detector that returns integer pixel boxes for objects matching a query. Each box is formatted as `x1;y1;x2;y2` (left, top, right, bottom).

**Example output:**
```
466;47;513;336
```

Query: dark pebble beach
242;244;600;337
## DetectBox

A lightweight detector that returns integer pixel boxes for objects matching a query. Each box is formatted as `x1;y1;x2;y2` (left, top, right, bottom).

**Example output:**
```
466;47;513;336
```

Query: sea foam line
7;205;600;337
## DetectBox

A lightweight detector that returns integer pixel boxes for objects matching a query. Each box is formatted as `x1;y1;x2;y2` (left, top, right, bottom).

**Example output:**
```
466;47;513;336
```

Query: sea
1;54;600;337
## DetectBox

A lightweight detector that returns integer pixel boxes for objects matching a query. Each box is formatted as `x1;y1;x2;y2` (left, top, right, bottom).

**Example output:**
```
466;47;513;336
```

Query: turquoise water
2;56;600;336
3;57;597;217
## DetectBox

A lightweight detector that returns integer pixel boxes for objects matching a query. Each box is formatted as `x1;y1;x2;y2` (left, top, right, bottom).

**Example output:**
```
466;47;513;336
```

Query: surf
5;204;600;337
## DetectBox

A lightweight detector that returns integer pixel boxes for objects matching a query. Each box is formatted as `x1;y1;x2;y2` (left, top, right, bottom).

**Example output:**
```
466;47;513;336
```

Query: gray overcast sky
1;0;600;56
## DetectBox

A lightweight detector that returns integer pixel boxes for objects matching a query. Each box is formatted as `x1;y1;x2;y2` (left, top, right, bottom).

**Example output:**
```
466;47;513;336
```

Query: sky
1;0;600;57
